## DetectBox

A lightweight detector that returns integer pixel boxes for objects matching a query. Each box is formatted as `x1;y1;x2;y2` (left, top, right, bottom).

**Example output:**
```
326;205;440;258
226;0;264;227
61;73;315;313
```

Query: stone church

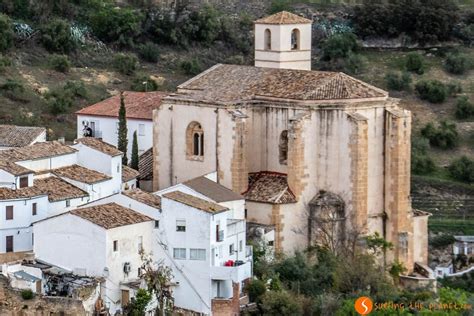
153;11;429;271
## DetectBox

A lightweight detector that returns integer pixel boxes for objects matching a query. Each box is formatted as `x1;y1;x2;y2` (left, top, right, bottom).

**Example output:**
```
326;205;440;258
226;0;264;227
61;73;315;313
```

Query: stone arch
186;121;204;157
308;191;346;253
264;28;272;50
291;28;300;50
279;130;288;165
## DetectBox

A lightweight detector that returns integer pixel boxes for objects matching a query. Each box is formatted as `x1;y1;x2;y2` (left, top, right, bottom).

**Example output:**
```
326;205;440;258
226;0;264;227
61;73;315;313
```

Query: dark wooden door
6;236;13;252
121;290;129;307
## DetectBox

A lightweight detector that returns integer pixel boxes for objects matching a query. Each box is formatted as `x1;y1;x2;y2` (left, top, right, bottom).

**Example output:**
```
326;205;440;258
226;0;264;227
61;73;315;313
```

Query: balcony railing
211;260;252;283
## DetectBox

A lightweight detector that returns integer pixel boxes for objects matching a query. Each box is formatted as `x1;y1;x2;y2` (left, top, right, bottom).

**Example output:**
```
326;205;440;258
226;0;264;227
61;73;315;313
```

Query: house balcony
210;260;252;283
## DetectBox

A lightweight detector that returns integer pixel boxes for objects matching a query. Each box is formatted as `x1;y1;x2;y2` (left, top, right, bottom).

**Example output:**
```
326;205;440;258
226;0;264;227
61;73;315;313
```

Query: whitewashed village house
0;125;46;150
0;138;138;258
76;91;167;159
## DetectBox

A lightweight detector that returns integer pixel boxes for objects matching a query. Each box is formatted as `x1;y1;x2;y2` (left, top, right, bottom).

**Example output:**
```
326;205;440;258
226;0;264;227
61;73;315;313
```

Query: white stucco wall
16;153;77;172
77;115;153;159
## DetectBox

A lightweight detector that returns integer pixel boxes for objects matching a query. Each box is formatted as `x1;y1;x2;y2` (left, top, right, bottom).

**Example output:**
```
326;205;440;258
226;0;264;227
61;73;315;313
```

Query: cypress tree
117;92;128;165
131;131;139;170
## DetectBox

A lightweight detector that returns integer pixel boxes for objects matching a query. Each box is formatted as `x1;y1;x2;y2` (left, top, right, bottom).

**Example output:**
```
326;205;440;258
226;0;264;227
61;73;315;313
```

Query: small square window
190;249;206;260
113;240;118;252
66;200;70;207
32;203;37;216
229;244;235;255
176;219;186;232
173;248;186;260
154;220;159;229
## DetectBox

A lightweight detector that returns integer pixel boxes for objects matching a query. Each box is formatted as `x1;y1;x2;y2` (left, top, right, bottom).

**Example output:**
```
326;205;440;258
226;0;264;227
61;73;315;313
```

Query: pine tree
117;92;128;165
131;131;139;170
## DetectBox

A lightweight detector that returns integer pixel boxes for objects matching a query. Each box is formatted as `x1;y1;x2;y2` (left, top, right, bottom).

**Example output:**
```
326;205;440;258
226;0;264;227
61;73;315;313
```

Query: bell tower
254;11;312;71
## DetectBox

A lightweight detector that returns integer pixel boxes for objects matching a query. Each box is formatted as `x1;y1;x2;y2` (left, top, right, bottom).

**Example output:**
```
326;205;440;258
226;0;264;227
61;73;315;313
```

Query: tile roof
75;138;122;157
138;148;153;181
0;125;46;147
34;177;88;202
123;188;161;209
0;160;33;176
184;176;243;202
76;91;167;120
176;64;387;104
71;202;153;229
52;165;111;184
0;141;76;162
243;171;297;204
122;165;140;182
0;186;45;200
163;191;228;214
255;11;312;24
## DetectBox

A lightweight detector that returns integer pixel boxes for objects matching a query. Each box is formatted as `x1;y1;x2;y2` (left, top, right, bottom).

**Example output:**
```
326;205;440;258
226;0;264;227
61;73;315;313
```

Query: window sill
186;155;204;162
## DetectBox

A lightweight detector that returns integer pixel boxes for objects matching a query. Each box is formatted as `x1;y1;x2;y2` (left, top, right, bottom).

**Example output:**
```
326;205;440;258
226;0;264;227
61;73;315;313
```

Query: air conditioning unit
123;262;131;274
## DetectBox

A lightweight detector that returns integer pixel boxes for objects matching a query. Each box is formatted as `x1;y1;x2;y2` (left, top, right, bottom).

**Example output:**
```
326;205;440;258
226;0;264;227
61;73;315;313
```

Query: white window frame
190;248;206;261
173;248;186;260
138;124;145;136
176;219;186;232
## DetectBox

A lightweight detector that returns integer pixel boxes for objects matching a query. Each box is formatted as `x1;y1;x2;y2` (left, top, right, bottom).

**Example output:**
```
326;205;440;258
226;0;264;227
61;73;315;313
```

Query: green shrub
113;53;138;75
0;54;11;72
448;156;474;184
40;19;76;54
130;76;158;92
455;96;474;119
0;79;24;93
49;54;71;73
421;121;459;149
183;5;221;45
64;80;87;98
411;136;436;175
260;290;303;315
20;289;34;300
343;52;365;75
405;53;425;75
415;80;448;103
446;81;462;96
46;81;87;114
430;234;455;248
138;42;159;63
180;58;202;76
444;53;470;75
385;72;412;91
321;33;359;61
245;279;266;303
269;0;291;14
0;13;13;52
90;6;143;46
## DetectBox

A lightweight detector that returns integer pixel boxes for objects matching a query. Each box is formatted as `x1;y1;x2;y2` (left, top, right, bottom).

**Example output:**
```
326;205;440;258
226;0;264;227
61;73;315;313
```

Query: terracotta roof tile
0;161;33;176
255;11;312;24
76;91;167;121
52;165;111;184
75;138;122;157
71;202;153;229
123;188;161;209
138;148;153;180
184;176;243;202
0;125;46;147
176;64;387;104
0;186;45;200
34;177;88;202
163;191;228;214
0;141;76;162
122;165;140;182
243;171;297;204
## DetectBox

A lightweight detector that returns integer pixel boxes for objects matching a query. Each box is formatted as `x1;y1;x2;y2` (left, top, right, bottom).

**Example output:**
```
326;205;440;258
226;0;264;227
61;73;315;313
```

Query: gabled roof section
255;11;312;24
76;91;167;121
243;171;297;204
176;64;388;104
52;164;111;185
0;161;33;176
123;188;161;210
34;177;88;202
0;141;76;162
163;191;228;214
0;186;45;200
122;165;140;183
0;125;46;147
75;138;122;157
184;176;243;203
71;202;153;229
138;148;153;181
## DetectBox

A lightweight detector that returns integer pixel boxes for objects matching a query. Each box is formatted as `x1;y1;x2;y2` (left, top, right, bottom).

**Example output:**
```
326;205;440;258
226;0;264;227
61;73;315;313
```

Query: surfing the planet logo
354;296;373;315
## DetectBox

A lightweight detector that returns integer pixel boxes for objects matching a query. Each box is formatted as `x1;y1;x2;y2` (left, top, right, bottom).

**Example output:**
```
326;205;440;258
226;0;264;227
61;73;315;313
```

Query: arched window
186;122;204;158
264;29;272;51
279;130;288;165
291;28;300;50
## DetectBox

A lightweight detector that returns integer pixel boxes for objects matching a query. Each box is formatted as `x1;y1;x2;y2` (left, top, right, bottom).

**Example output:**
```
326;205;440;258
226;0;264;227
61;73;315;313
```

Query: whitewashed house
0;139;136;257
33;202;154;315
76;91;167;159
0;125;46;150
